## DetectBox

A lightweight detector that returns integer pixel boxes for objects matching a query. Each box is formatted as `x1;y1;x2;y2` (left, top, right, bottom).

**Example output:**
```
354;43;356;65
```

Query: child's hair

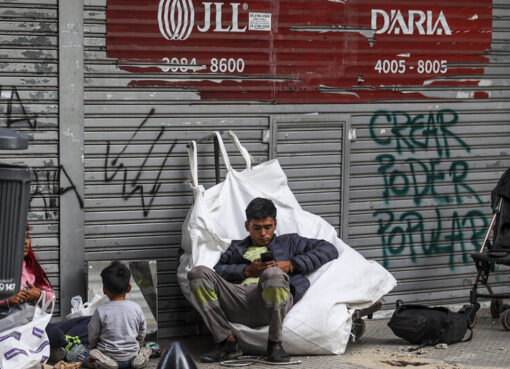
100;261;131;296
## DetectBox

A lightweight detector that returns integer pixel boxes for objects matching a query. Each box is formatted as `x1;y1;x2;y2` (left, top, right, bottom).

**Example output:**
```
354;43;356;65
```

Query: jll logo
158;0;247;40
372;9;452;35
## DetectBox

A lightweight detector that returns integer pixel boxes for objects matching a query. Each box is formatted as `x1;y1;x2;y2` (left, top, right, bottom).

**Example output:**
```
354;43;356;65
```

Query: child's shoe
146;341;162;358
131;347;152;369
89;349;118;369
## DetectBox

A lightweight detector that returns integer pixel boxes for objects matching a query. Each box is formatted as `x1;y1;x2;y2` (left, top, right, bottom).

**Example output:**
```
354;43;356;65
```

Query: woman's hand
7;292;26;305
18;282;41;303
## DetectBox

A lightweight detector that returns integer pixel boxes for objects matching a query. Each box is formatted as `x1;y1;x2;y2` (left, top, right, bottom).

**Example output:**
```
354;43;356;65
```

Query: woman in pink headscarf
0;224;55;306
0;224;91;363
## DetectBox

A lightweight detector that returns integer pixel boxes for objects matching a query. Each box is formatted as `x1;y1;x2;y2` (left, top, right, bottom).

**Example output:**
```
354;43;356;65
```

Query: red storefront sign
106;0;492;103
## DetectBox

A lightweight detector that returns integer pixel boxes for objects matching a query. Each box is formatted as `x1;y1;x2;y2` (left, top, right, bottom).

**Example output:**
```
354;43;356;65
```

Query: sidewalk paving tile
147;308;510;369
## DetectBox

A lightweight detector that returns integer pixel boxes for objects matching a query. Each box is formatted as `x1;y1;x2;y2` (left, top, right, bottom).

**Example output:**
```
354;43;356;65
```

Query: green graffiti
375;209;488;270
370;109;470;158
371;109;488;269
375;155;480;206
450;161;482;204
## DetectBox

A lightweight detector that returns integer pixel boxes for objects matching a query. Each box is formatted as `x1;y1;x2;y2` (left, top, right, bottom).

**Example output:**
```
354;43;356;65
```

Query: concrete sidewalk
148;308;509;369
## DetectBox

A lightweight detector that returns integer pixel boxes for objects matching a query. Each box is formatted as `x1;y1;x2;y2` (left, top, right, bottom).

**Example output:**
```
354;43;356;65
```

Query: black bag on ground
388;300;472;351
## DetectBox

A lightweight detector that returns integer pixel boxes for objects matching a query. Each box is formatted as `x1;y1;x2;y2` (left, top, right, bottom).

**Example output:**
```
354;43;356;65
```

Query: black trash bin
0;128;33;300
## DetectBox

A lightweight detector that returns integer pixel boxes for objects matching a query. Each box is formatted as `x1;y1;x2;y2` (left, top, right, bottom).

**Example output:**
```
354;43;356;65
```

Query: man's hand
243;260;276;278
243;260;296;277
275;261;295;274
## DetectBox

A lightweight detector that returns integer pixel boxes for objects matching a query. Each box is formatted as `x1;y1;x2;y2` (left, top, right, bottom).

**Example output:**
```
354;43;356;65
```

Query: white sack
177;131;396;355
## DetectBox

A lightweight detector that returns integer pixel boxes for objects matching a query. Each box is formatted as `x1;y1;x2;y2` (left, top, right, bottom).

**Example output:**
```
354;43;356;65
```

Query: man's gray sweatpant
187;265;293;343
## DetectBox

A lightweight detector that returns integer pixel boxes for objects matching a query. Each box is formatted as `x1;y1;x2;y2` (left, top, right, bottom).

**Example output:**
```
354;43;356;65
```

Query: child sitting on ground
85;261;151;369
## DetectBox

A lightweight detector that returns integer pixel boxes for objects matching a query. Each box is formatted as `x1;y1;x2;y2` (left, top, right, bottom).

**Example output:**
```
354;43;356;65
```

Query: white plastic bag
177;131;397;355
65;294;108;320
0;304;35;333
0;291;54;369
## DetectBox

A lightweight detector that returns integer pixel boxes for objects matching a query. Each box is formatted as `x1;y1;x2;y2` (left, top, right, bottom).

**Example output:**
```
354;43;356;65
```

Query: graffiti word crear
369;109;470;158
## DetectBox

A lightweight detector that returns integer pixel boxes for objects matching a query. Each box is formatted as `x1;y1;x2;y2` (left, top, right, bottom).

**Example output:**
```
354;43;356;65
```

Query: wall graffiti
0;86;84;219
31;165;84;220
370;109;488;269
103;108;177;217
1;89;172;218
0;86;37;129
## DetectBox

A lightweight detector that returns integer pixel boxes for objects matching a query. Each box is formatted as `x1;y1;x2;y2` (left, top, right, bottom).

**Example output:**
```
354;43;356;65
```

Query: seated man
187;197;339;363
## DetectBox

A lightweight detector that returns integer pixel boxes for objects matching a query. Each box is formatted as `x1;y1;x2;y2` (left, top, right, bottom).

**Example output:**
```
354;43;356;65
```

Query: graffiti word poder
375;155;482;206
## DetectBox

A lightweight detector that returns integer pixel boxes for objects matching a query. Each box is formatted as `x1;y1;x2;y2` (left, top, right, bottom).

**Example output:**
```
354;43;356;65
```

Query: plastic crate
0;129;31;300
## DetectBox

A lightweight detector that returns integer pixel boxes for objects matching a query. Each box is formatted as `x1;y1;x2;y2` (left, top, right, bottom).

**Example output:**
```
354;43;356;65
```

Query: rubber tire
501;309;510;331
351;318;366;342
490;298;504;319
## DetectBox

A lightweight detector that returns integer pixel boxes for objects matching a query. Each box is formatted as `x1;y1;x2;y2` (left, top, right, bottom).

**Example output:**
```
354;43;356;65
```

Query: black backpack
388;300;473;351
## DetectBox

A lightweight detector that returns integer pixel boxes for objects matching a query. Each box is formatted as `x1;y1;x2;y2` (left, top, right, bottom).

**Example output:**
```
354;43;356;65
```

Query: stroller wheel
350;318;366;342
501;309;510;331
469;314;478;328
459;303;479;328
490;298;504;319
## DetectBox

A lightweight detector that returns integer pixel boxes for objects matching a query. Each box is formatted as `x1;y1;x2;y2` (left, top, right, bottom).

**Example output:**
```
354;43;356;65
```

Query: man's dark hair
245;197;277;221
100;261;131;296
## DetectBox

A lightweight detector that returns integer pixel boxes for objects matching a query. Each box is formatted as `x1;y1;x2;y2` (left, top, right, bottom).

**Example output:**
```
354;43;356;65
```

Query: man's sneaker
89;349;118;369
266;340;290;363
131;347;152;369
200;338;242;363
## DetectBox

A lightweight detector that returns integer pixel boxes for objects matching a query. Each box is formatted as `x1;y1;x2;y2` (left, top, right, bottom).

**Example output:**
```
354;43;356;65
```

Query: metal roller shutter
82;112;270;336
0;0;59;311
84;1;271;336
274;114;350;239
349;105;510;309
78;0;510;330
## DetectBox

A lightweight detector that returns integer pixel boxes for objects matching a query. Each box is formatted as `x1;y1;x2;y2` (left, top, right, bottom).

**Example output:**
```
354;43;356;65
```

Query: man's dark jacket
214;233;340;303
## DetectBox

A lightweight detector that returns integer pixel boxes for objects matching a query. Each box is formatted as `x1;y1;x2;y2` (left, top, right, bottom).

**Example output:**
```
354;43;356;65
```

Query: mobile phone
260;251;274;262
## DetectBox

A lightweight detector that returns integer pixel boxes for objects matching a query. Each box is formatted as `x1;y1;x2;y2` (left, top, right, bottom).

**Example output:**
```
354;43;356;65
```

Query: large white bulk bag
177;131;396;355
